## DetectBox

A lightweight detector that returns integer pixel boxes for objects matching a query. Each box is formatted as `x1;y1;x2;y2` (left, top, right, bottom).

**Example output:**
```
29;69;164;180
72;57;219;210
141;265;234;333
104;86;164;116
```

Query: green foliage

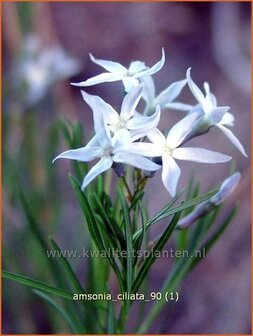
3;116;239;334
2;271;73;300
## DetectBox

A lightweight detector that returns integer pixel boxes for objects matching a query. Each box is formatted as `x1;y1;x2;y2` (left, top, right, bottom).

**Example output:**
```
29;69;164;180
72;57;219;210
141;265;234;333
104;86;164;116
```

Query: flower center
164;144;173;155
109;118;127;132
104;147;114;157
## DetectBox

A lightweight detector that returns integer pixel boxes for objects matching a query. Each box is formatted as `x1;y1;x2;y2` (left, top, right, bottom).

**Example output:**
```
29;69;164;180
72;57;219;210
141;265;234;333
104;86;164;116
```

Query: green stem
136;260;189;334
117;301;129;333
135;176;148;193
104;169;112;195
122;176;133;202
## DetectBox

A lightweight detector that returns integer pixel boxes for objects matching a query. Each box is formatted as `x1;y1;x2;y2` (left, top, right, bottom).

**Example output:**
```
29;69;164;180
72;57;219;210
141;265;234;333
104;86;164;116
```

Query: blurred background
2;2;251;334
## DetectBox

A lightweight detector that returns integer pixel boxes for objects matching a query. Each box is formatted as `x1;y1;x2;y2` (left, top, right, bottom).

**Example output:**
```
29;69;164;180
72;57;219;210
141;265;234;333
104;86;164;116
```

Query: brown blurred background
2;2;251;334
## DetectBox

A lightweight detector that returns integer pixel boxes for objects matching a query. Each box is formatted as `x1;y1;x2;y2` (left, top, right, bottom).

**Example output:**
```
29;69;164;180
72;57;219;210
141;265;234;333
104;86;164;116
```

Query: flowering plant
3;49;246;334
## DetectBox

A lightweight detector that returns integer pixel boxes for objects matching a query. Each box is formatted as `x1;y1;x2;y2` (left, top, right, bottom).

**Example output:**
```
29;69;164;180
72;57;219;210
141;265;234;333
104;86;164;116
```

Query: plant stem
105;169;112;195
117;301;129;333
122;176;133;202
136;259;189;334
135;176;148;192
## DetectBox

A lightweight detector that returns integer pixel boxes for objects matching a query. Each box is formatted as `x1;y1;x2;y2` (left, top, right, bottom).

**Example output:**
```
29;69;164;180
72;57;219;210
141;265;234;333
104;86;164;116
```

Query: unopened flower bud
178;201;214;229
210;172;241;205
178;172;241;229
144;157;162;178
112;162;126;177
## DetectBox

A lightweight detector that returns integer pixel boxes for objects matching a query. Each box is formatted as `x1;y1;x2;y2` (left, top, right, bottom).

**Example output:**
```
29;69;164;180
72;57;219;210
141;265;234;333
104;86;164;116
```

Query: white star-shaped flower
187;68;247;157
53;124;161;190
71;49;165;93
120;113;231;196
81;84;161;141
141;75;192;115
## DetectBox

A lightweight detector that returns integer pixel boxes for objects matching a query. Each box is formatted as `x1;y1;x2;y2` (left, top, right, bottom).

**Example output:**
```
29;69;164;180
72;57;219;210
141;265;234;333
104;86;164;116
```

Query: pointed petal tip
89;53;95;61
70;82;83;87
186;67;192;75
52;155;61;163
241;149;248;158
169;189;176;198
186;68;192;81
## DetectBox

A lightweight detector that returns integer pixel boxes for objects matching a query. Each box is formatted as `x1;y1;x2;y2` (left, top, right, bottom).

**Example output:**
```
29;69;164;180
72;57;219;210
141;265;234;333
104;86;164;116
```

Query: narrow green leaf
189;207;238;271
34;290;82;333
58;120;87;180
91;192;125;251
176;180;200;251
94;215;125;293
94;213;121;257
96;175;104;197
133;189;218;242
72;122;84;148
133;201;148;253
49;238;84;294
133;212;181;294
119;190;133;295
107;289;116;334
69;174;104;251
58;119;72;146
188;206;221;252
129;190;145;211
136;207;238;334
2;270;73;300
18;186;48;251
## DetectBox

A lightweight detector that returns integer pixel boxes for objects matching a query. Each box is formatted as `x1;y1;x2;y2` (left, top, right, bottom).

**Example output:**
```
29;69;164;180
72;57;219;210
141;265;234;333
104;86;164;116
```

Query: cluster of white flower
54;49;247;196
17;34;81;105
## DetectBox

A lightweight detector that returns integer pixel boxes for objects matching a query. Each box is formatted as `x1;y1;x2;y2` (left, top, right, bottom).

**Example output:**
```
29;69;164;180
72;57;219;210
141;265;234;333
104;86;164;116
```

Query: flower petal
116;142;162;157
85;134;100;147
113;152;161;171
163;102;193;111
155;79;187;107
186;68;206;108
120;84;143;120
53;146;102;163
128;61;147;74
71;72;124;87
95;126;112;148
216;124;247;157
209;106;230;124
122;77;140;92
140;75;156;105
147;127;166;145
81;156;113;190
127;105;161;136
166;112;199;148
203;82;217;108
135;48;165;78
219;112;234;127
111;129;132;148
161;155;181;197
89;53;127;73
173;147;232;163
81;90;118;133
